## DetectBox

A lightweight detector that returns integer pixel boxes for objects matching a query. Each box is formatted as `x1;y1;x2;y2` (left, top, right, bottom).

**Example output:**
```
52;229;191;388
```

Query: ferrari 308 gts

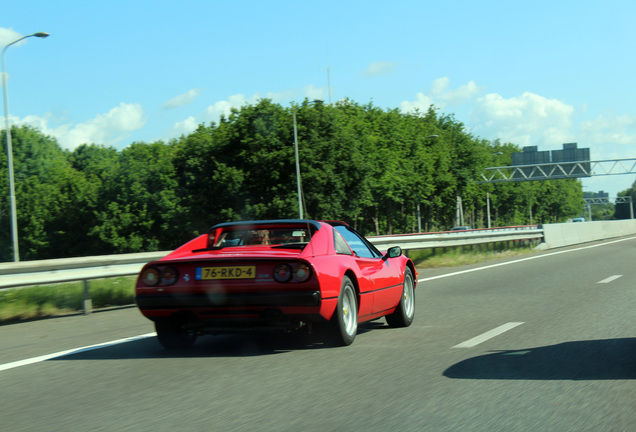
135;219;417;349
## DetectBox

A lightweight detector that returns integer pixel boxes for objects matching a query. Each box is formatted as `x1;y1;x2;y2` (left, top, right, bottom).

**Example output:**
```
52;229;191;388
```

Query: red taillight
274;263;312;283
274;264;292;282
141;267;160;286
140;266;179;286
292;263;311;282
161;267;179;285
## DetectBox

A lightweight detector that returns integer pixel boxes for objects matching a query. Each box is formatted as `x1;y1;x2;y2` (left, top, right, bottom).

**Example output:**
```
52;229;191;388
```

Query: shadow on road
444;338;636;380
49;321;387;361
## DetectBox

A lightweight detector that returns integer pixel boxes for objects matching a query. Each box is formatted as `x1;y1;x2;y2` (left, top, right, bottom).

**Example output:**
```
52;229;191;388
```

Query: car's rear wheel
155;320;197;349
330;276;358;346
385;267;415;328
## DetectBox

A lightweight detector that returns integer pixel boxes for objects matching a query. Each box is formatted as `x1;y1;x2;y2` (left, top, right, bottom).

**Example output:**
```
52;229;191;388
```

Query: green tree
0;125;94;260
0;99;588;261
90;141;185;252
616;182;636;219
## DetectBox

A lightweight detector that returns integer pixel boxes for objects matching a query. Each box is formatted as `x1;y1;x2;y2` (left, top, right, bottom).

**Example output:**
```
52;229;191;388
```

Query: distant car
572;217;586;222
451;226;472;231
135;219;417;349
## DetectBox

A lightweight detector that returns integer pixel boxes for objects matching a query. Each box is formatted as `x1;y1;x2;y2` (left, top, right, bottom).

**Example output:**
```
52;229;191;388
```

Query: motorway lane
1;237;635;431
0;306;153;365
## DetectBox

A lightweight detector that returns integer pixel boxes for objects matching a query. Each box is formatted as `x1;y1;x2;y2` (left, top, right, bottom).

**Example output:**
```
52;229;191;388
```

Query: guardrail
370;225;542;250
0;226;541;294
0;251;169;314
4;220;636;316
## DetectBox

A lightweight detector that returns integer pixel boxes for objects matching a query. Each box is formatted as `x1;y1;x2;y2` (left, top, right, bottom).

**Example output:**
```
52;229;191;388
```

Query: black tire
385;267;415;328
329;276;358;346
155;320;197;350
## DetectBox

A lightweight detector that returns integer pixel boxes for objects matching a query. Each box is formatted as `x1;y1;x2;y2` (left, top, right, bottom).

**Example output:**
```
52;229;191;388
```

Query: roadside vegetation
0;99;600;263
0;276;135;324
409;243;537;268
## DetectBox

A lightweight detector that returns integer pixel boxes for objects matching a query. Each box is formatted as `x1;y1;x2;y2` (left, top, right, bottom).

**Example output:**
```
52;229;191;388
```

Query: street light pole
2;31;49;262
292;109;303;219
292;100;322;219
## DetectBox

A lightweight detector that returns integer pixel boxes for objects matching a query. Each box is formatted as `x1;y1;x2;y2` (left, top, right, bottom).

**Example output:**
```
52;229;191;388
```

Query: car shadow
48;321;385;361
444;338;636;380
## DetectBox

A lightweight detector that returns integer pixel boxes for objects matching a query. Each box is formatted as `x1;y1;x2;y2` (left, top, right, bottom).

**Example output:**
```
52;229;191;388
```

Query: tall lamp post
2;31;49;262
292;99;322;219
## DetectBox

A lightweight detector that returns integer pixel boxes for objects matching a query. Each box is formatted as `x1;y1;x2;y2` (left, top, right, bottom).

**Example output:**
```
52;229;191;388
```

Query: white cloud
162;89;203;109
577;113;636;162
21;102;147;150
170;89;314;137
19;113;65;136
0;28;32;82
437;79;483;106
400;93;435;113
402;79;576;148
579;114;636;146
303;84;325;102
166;94;256;137
362;61;397;77
0;28;23;46
205;93;254;120
471;92;575;147
400;77;483;113
400;77;636;196
171;116;198;137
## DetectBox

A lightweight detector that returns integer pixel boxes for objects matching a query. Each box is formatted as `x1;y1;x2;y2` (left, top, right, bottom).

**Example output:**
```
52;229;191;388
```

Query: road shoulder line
0;332;156;372
417;236;636;283
453;322;524;348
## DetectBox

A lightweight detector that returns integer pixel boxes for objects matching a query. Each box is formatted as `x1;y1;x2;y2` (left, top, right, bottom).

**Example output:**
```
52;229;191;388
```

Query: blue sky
2;0;636;198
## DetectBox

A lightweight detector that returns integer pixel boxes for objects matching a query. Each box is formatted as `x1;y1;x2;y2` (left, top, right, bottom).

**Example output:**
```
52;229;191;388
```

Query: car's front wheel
329;276;358;346
385;267;415;328
155;320;197;350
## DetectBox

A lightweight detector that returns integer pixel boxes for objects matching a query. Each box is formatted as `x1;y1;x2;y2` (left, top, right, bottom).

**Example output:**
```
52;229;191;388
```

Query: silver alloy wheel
402;270;415;319
341;283;358;337
385;267;415;328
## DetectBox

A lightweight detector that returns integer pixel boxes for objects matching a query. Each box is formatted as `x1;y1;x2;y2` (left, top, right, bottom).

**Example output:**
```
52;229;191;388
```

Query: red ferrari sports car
135;219;417;349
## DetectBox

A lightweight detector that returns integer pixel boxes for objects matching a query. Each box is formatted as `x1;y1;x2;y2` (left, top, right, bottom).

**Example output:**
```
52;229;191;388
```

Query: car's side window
334;225;379;258
334;230;353;255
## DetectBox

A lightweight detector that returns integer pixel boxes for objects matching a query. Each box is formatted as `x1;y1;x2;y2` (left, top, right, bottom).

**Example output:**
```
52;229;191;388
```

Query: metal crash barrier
0;226;542;310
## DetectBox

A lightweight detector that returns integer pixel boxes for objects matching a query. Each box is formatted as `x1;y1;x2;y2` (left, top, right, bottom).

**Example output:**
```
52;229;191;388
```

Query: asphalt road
2;237;635;431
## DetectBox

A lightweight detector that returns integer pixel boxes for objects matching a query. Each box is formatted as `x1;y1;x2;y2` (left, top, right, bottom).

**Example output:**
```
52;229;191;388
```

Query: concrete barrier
539;219;636;249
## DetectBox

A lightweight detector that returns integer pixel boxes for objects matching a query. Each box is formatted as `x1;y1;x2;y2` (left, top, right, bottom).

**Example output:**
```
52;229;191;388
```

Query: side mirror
383;246;402;260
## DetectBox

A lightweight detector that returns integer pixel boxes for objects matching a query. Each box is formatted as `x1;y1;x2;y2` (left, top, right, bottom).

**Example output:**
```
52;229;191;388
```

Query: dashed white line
417;235;636;283
453;322;524;348
597;275;622;284
0;333;156;372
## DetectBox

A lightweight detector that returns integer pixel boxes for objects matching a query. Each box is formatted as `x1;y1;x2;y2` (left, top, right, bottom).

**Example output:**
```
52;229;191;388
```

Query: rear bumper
135;290;321;309
135;291;339;333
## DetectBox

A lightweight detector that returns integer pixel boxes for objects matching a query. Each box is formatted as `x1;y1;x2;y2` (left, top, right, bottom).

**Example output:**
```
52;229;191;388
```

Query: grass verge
408;244;537;268
0;276;136;324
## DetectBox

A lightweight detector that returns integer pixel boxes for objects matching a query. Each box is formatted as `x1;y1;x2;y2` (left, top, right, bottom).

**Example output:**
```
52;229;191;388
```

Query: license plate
196;266;256;280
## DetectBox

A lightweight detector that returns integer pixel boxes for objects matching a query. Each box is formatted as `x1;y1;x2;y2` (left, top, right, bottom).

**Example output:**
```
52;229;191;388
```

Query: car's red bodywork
135;219;417;348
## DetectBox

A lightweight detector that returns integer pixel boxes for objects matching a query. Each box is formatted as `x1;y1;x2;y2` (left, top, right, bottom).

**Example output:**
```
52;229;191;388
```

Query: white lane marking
598;275;622;284
453;322;524;348
417;235;636;283
0;332;156;373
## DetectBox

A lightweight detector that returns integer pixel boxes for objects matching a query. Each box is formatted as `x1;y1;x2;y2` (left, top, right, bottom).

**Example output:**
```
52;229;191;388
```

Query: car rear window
210;227;313;248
